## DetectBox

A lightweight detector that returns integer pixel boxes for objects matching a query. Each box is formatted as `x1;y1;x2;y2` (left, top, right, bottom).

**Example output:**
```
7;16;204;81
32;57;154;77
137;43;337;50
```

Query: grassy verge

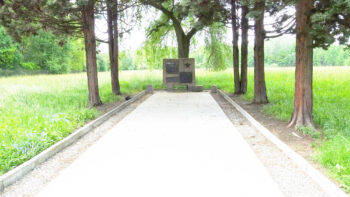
197;67;350;192
240;67;350;192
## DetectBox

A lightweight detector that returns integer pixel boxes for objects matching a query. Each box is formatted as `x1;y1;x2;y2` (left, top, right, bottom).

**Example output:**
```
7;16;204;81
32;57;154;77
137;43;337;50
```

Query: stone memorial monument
163;58;195;89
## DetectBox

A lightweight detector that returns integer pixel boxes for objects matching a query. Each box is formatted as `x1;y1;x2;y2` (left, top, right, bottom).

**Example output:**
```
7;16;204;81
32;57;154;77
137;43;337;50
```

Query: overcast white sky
95;18;146;53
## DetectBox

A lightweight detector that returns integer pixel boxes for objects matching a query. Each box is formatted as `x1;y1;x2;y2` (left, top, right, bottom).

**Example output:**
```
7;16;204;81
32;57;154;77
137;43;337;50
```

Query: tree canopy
140;0;229;58
312;0;350;49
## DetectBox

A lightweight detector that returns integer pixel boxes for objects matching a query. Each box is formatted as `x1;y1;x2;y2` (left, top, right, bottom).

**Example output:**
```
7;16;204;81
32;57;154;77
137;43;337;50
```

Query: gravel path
0;95;149;197
212;93;331;197
0;92;334;197
35;92;283;197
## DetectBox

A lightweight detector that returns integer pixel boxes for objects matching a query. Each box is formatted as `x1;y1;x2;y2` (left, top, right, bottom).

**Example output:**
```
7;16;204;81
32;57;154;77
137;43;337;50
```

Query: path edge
217;90;349;197
0;91;147;192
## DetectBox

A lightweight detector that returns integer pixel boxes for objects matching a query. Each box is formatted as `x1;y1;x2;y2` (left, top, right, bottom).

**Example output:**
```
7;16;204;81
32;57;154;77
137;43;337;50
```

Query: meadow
0;67;349;191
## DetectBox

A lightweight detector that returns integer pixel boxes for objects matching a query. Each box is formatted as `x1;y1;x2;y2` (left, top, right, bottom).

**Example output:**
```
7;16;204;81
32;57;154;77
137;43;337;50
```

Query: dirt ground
95;94;133;114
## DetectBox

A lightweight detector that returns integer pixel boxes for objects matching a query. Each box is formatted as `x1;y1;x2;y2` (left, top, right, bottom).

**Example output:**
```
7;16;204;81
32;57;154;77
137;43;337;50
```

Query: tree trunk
232;0;241;94
253;1;268;104
240;5;248;94
111;0;121;95
176;33;190;58
107;0;114;78
288;0;314;128
82;0;102;107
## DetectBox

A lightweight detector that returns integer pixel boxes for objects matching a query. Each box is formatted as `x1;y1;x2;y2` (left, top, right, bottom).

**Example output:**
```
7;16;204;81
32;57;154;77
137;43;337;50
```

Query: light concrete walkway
36;92;283;197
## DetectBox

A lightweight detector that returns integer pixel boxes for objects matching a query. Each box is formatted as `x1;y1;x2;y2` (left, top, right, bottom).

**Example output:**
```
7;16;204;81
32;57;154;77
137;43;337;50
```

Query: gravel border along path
0;95;149;197
212;93;331;197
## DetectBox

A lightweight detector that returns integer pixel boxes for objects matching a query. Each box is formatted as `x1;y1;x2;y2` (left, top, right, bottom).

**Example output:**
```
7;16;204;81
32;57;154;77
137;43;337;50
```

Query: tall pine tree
0;0;102;107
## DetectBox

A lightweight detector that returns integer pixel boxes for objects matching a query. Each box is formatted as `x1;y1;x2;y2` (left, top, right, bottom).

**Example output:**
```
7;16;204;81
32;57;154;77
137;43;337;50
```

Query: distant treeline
1;24;350;75
0;26;109;76
116;37;350;71
263;38;350;67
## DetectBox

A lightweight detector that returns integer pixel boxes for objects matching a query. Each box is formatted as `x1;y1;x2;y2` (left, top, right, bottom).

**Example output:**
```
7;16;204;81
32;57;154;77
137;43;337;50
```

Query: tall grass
0;71;161;175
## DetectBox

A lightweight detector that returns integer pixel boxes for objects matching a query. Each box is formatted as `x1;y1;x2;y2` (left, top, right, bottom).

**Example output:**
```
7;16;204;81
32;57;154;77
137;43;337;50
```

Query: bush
47;57;71;74
20;62;40;70
97;55;107;72
0;47;16;69
0;26;21;69
22;31;73;74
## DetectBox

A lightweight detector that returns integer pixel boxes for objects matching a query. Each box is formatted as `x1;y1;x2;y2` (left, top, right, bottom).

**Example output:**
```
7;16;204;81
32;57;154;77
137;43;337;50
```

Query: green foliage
0;0;84;42
257;37;350;67
97;54;107;72
204;24;231;71
119;51;136;70
314;46;350;66
264;38;295;67
191;46;208;68
313;1;350;49
0;26;21;69
21;31;71;74
142;0;228;36
118;37;350;71
145;13;173;46
20;62;40;70
69;39;86;72
297;126;321;139
133;44;177;70
20;31;86;74
0;47;17;69
0;26;85;74
76;0;89;6
142;0;228;58
316;135;350;193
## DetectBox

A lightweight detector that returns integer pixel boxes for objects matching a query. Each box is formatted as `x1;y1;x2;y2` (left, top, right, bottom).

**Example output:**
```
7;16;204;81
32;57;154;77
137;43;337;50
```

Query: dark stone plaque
180;72;192;83
165;62;179;74
166;77;179;83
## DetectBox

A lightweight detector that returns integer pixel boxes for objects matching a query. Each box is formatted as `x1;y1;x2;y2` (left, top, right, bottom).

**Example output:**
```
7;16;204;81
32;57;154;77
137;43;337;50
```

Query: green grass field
0;71;162;175
0;67;349;192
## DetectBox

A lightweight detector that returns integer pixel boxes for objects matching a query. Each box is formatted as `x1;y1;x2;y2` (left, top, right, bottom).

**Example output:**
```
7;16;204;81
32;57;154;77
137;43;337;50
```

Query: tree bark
82;0;102;107
107;0;121;95
175;29;190;58
288;0;314;128
240;5;249;94
111;0;121;94
232;0;241;94
253;1;268;104
107;1;114;75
